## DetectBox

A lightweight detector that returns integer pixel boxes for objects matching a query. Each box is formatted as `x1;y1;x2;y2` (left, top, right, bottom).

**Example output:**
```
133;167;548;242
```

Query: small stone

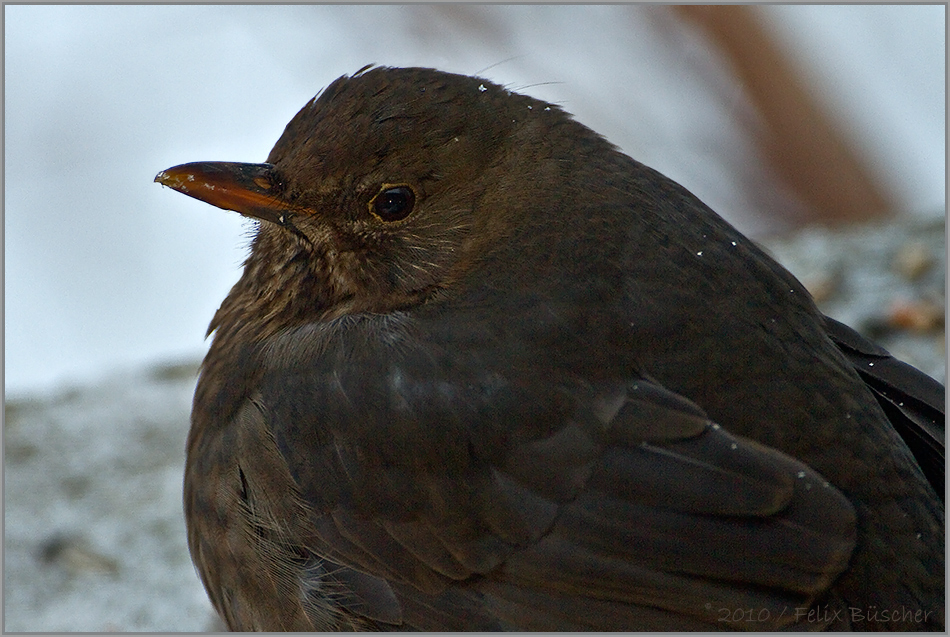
39;534;120;576
888;298;945;333
892;241;935;280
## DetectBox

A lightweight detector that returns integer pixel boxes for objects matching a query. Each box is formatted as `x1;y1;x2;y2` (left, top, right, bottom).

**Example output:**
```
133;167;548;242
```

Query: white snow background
3;5;946;632
5;4;945;396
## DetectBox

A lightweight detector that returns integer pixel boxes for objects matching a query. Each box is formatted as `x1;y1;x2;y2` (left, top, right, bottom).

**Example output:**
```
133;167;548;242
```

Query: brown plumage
156;66;944;631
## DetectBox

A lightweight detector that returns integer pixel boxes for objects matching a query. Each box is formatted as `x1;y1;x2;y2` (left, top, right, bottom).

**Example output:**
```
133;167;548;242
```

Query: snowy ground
4;216;944;632
4;361;216;632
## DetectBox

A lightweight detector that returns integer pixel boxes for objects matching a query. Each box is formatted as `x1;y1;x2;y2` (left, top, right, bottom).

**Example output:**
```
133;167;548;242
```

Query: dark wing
258;336;857;630
824;315;945;501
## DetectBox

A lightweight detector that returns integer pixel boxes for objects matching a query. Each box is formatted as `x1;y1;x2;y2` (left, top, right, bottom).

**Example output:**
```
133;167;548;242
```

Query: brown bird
156;66;944;631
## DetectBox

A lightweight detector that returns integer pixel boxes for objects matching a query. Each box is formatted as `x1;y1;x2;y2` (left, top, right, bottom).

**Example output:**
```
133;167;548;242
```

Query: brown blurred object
674;5;896;225
893;241;936;280
888;298;945;334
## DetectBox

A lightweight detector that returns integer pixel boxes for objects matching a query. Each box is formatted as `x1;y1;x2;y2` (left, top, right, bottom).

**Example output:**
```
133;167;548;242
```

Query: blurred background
4;4;945;396
4;5;945;632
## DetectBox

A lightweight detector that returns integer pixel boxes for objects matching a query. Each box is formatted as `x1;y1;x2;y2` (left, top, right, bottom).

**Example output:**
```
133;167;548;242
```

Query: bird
155;65;944;631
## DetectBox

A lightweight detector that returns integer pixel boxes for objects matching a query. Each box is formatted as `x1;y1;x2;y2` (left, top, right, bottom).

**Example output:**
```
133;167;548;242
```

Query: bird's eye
370;185;415;222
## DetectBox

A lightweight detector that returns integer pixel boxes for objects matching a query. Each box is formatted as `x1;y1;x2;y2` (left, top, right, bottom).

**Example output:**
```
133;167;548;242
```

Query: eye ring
369;184;416;222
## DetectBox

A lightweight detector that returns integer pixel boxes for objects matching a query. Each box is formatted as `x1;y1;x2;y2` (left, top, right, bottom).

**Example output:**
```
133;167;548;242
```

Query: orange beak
155;161;299;227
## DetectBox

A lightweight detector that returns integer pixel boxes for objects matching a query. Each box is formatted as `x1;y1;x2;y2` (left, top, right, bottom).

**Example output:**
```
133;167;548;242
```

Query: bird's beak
155;161;299;227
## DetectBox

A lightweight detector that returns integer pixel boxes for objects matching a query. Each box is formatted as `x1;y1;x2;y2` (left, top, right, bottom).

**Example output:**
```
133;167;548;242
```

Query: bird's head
156;66;586;321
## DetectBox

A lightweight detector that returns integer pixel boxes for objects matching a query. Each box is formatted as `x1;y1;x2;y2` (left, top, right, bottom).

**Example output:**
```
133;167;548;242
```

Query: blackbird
156;66;945;631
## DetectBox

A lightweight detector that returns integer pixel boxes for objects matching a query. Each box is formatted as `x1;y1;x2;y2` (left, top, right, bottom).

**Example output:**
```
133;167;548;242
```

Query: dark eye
370;185;415;222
